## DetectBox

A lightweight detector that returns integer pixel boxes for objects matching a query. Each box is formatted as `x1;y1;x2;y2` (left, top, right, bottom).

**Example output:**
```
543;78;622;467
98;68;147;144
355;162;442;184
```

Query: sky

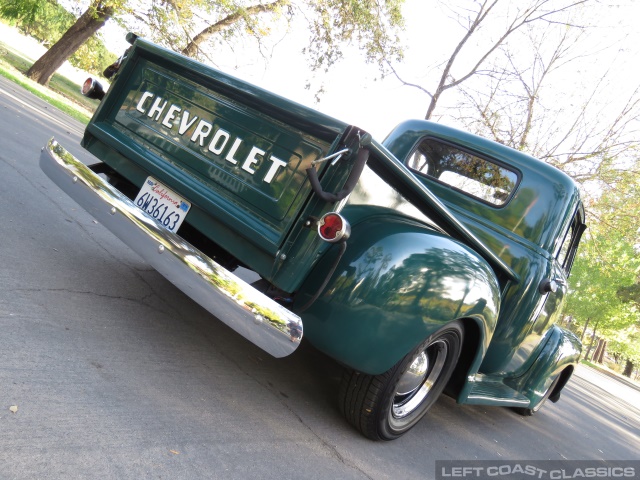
97;1;437;140
96;0;640;144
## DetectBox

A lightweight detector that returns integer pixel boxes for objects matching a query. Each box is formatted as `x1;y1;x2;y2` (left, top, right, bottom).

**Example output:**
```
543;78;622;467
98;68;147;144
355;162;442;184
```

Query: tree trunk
181;0;286;58
580;318;590;342
595;340;606;363
585;322;598;361
623;360;634;377
26;1;114;86
592;338;606;364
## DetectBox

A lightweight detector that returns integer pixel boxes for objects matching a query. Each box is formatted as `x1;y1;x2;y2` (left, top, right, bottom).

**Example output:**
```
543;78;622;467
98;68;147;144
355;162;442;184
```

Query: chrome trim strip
40;138;302;358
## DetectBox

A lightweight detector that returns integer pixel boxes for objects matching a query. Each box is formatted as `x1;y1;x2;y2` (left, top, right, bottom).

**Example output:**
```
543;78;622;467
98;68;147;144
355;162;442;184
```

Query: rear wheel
339;322;463;440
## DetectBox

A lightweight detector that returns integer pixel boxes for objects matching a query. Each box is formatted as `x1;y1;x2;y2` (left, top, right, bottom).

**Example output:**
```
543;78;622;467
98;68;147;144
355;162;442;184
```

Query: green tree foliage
607;325;640;373
124;0;404;85
0;0;66;38
564;167;640;370
303;0;404;73
565;229;635;334
0;0;117;77
4;0;405;87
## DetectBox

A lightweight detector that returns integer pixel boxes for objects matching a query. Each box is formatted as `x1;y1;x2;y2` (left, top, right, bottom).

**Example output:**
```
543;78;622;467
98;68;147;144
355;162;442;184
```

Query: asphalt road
1;75;639;479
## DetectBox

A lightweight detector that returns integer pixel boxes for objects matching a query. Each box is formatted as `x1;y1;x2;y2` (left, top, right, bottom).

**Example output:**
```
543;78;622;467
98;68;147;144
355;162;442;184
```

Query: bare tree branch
181;0;288;58
417;0;590;119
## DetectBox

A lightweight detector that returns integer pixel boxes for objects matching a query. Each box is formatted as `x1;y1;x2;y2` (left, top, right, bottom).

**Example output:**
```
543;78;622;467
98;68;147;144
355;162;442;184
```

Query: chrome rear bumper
40;139;302;357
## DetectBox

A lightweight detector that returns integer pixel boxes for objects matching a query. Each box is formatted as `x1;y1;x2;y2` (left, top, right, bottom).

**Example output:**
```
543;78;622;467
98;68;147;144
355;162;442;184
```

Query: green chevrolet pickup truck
40;35;586;441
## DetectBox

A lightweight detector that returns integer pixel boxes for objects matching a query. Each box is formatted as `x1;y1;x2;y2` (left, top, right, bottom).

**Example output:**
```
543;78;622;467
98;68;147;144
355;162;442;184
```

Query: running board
463;377;530;407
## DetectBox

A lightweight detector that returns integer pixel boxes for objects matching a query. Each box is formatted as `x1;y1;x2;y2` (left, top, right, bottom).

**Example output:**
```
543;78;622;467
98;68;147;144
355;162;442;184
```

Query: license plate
134;177;191;232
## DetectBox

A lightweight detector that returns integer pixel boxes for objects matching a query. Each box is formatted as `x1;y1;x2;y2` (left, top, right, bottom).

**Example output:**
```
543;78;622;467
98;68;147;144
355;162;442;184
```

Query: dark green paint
296;212;500;375
82;37;364;292
379;121;584;404
383;120;581;254
80;37;585;410
505;325;581;406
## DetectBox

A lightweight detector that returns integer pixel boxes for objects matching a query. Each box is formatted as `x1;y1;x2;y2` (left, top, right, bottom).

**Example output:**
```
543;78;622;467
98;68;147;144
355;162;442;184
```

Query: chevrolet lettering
41;34;586;441
135;90;288;184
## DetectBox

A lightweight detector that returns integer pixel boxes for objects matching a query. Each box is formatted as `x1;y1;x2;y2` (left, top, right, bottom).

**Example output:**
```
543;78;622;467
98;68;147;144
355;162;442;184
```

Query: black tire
513;374;560;417
339;322;463;441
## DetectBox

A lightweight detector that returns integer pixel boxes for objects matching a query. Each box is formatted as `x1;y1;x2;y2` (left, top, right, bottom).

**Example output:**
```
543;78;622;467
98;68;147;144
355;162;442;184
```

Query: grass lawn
0;37;100;124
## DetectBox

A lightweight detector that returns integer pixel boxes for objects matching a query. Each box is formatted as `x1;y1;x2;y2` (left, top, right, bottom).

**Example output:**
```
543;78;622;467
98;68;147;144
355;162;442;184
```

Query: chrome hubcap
392;340;448;419
396;352;429;396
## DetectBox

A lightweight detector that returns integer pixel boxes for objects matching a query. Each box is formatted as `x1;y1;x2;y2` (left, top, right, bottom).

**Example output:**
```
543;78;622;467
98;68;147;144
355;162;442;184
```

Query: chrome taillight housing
317;212;350;243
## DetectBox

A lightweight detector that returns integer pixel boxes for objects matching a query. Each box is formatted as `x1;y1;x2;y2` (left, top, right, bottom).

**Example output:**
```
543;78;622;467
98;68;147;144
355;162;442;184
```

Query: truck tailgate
81;38;355;282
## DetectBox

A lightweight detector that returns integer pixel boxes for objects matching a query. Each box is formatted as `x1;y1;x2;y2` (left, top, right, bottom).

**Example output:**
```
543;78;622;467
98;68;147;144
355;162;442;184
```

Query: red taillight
81;77;105;100
81;78;92;95
317;212;350;243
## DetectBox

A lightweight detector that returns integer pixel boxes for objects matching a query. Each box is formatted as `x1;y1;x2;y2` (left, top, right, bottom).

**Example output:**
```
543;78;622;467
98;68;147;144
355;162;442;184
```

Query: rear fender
295;215;501;375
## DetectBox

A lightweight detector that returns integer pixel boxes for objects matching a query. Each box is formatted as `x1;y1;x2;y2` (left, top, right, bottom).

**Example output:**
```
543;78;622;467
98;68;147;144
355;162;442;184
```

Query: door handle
539;278;559;294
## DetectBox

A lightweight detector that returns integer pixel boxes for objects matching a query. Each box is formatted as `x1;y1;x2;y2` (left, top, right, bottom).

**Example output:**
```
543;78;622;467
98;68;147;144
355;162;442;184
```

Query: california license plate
134;177;191;232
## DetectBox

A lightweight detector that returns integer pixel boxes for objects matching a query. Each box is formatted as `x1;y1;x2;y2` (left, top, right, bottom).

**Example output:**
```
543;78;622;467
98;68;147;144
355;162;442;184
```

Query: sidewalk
575;364;640;414
583;362;640;393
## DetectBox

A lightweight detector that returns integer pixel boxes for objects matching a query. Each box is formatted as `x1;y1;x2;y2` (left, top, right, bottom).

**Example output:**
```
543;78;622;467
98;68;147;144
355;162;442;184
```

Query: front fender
507;325;581;407
296;214;500;375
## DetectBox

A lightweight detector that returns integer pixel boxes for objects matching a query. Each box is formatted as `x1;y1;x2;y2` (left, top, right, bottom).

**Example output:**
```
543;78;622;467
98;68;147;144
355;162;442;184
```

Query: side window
557;207;586;275
407;138;518;206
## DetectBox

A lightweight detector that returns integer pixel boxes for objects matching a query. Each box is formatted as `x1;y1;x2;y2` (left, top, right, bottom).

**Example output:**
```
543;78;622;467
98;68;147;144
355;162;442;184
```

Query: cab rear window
407;138;518;206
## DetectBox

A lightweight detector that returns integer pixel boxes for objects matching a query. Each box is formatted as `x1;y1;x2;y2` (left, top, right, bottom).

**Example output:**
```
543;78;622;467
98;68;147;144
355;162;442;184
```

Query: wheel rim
392;339;448;419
